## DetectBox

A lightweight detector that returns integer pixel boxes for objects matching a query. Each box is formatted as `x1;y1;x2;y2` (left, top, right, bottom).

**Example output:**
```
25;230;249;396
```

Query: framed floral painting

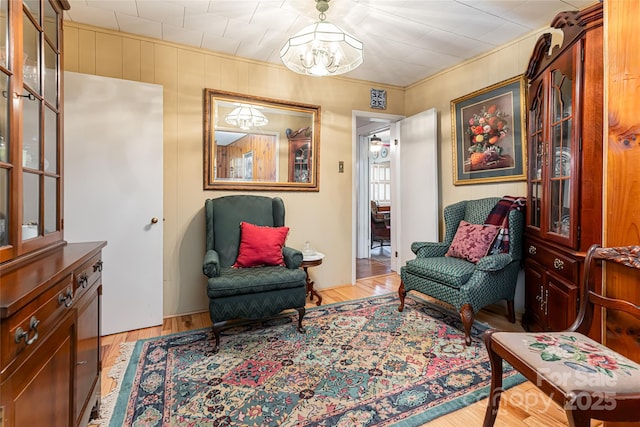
451;75;527;185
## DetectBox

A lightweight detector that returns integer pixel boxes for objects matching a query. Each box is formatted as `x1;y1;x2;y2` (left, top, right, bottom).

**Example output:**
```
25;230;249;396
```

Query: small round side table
301;252;324;306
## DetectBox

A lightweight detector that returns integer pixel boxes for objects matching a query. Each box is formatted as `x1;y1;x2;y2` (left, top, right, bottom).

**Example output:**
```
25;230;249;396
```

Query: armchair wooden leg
398;281;407;312
460;303;474;346
212;321;226;352
483;330;503;427
506;299;515;323
296;307;306;333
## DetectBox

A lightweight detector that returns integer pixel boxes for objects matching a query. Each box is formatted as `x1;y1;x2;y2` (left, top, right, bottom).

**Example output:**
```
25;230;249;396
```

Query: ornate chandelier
224;104;269;130
280;0;363;77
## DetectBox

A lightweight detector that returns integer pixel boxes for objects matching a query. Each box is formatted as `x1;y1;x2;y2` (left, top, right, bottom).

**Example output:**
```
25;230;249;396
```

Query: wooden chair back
571;245;640;337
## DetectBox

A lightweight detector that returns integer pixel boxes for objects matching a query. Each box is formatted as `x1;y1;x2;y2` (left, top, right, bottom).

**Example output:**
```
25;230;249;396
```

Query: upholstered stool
483;244;640;427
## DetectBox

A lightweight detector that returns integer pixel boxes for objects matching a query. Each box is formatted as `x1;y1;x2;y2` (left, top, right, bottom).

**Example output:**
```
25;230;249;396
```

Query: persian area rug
106;294;524;426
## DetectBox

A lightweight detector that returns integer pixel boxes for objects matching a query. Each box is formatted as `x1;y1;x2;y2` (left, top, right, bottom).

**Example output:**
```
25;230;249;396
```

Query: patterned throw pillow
234;221;289;268
446;220;501;263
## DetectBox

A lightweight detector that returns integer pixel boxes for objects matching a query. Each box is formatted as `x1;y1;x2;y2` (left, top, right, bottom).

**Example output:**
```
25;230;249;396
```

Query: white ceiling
64;0;597;87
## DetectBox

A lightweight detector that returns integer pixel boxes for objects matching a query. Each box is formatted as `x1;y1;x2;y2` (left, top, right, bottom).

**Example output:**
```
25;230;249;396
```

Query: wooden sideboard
0;241;106;427
0;3;106;426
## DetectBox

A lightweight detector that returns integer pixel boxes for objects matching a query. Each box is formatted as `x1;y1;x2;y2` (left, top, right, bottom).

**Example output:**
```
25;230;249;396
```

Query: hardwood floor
95;273;602;427
356;257;391;279
356;245;392;279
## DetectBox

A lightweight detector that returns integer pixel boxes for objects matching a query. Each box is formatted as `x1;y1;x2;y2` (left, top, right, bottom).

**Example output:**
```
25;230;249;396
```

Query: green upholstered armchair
398;197;524;345
203;195;307;350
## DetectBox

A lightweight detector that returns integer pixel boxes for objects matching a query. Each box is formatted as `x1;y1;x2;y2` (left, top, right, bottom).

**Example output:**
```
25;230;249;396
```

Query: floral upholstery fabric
491;332;640;394
446;220;500;263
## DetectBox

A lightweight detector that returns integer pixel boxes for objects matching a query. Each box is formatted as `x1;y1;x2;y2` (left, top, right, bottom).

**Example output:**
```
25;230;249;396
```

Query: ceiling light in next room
370;134;383;152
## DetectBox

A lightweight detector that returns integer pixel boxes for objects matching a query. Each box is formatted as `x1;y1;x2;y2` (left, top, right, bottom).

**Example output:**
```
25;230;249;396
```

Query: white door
393;108;439;269
64;72;164;336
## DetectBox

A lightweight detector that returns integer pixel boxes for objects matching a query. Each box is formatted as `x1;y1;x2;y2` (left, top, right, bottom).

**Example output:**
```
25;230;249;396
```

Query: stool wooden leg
483;330;503;427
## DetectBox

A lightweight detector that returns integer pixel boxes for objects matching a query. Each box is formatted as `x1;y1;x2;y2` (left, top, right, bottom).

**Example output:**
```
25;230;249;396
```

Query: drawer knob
15;316;40;345
528;245;537;255
58;288;74;307
93;260;103;272
553;258;565;270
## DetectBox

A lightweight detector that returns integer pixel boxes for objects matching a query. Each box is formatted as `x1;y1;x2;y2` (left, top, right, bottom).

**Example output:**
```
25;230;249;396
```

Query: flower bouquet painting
451;75;527;185
465;101;513;170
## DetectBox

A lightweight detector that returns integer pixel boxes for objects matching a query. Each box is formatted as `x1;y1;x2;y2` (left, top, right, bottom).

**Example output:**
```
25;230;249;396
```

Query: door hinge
581;46;584;62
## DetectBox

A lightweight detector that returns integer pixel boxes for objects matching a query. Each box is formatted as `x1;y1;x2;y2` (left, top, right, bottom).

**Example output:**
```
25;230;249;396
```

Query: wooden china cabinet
522;3;603;334
0;2;105;427
287;126;312;183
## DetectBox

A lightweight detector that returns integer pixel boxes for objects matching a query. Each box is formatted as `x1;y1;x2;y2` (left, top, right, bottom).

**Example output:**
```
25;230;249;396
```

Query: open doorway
351;109;439;284
353;112;403;280
361;129;391;279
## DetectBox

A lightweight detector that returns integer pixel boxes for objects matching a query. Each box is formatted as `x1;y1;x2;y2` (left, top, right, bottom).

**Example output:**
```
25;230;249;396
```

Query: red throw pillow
445;220;500;263
234;221;289;268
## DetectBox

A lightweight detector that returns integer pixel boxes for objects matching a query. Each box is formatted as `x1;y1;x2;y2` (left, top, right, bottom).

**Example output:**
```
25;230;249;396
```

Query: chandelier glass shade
224;104;269;130
280;1;363;76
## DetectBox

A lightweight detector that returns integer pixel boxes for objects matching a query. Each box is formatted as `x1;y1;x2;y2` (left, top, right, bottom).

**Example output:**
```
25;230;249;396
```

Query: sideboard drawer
74;254;103;299
1;275;74;370
524;240;579;283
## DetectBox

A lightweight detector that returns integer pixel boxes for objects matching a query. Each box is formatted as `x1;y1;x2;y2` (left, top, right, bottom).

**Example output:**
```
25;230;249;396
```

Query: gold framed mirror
204;89;321;191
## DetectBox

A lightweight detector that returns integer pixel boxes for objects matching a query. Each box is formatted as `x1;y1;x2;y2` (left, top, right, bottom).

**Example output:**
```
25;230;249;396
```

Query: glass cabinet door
21;0;61;244
549;68;573;237
293;144;310;183
528;78;545;232
23;1;43;241
1;0;64;261
0;0;9;248
546;46;577;246
526;43;579;249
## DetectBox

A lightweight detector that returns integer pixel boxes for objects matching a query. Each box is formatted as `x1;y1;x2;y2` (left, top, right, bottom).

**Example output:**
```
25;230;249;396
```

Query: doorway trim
352;110;405;285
